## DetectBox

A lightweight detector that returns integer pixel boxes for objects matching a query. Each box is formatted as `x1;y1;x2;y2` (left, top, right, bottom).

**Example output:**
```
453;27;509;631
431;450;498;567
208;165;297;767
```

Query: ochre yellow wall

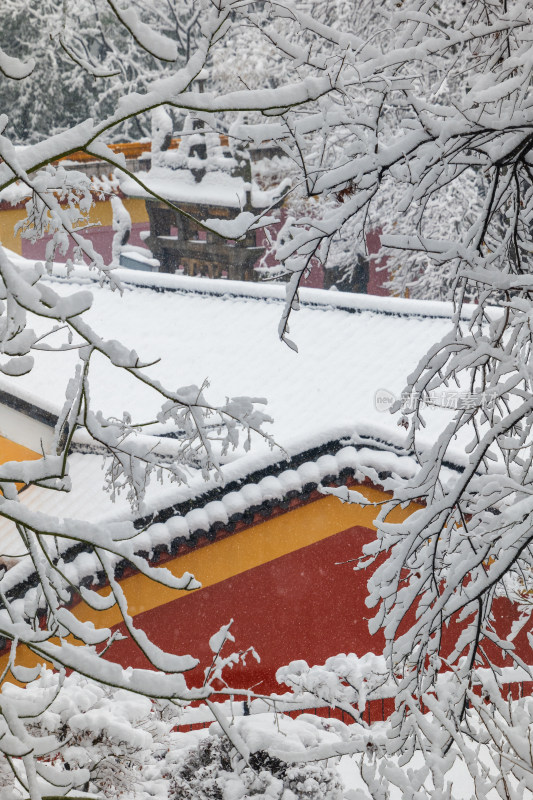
123;197;148;224
88;197;148;228
77;484;414;626
0;196;148;255
0;436;41;467
0;208;26;254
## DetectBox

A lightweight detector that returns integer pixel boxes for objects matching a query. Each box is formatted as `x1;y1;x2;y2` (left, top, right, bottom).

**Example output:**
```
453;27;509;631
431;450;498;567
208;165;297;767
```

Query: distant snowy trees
0;0;202;142
0;1;96;142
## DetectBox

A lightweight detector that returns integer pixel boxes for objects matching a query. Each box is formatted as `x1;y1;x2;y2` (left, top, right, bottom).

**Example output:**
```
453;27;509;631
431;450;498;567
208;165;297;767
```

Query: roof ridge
0;438;421;610
41;261;472;322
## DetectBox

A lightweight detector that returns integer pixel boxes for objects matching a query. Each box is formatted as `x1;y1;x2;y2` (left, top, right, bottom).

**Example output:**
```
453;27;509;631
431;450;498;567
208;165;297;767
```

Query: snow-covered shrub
52;690;158;797
167;736;227;800
166;716;344;800
277;653;389;720
0;669;350;800
1;669;177;800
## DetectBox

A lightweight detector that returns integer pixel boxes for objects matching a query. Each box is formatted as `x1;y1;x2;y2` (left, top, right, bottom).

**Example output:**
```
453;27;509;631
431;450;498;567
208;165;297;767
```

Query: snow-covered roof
0;434;458;606
1;259;462;458
120;166;284;209
0;260;465;573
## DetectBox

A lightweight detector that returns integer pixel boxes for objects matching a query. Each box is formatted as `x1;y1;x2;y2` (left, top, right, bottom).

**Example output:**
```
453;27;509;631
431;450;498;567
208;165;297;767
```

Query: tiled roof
0;263;466;588
1;261;460;464
0;434;451;615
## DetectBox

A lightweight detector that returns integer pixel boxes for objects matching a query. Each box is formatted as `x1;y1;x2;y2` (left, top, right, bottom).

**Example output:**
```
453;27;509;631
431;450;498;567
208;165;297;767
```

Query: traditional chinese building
0;265;528;703
121;115;288;279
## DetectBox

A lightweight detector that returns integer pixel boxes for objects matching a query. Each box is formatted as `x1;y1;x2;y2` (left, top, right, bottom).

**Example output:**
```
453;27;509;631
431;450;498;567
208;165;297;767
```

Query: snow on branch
0;47;34;80
3;0;533;790
104;0;178;62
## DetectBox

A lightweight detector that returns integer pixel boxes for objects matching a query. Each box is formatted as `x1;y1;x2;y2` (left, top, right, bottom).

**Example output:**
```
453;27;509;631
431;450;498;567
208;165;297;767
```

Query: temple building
0;262;529;706
120;114;288;279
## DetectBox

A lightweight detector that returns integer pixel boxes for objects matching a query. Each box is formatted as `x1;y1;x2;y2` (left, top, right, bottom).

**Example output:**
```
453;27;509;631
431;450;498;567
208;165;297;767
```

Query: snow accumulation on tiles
120;167;281;209
0;258;465;580
0;440;449;609
1;259;460;456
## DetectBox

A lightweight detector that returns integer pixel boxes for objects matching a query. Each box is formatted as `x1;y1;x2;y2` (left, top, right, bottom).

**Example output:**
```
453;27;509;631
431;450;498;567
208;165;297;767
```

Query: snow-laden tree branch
2;0;533;794
0;4;308;791
264;0;533;739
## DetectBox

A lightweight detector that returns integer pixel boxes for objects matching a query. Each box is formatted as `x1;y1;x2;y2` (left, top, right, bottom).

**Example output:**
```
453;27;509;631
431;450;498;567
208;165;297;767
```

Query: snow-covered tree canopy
0;0;204;142
266;0;533;738
1;0;533;795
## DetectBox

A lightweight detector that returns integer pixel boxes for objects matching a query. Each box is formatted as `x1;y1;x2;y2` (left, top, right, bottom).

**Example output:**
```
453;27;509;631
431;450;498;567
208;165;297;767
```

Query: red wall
21;222;149;266
109;526;379;693
366;229;390;296
106;524;531;697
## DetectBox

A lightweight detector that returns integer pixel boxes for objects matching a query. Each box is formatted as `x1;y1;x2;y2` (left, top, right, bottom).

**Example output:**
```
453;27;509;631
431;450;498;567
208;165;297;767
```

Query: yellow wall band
0;436;41;467
78;484;412;627
0;197;149;255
